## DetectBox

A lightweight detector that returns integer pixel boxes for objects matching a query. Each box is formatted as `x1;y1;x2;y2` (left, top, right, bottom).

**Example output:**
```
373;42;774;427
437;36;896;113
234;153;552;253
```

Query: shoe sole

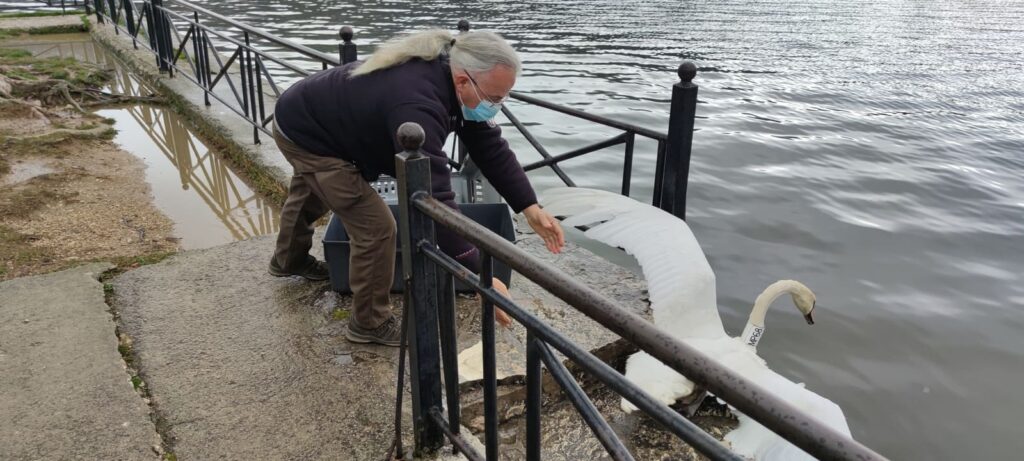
267;267;329;281
345;329;400;347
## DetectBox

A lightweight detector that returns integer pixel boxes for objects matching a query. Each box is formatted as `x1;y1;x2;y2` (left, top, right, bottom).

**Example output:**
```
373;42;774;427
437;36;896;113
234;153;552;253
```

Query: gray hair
349;29;521;78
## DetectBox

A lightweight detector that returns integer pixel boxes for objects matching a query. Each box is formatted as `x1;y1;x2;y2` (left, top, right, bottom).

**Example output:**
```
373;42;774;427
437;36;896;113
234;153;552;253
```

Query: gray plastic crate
369;169;498;205
324;164;514;294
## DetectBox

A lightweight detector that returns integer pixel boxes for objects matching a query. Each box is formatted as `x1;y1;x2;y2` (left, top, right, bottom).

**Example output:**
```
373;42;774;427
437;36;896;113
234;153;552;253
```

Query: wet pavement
108;224;656;459
111;231;411;459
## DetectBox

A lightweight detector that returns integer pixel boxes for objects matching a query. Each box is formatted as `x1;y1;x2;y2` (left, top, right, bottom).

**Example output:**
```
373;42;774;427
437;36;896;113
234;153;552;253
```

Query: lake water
181;0;1023;458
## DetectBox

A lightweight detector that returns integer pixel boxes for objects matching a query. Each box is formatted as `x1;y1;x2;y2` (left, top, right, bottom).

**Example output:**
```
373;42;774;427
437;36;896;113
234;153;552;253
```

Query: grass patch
0;48;31;59
332;309;351;321
0;224;53;279
3;67;36;80
28;24;87;34
106;250;176;272
0;175;75;219
0;28;25;40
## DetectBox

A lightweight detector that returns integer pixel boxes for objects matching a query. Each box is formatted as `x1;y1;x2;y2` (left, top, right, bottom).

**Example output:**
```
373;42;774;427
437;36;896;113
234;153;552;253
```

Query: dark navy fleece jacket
274;56;537;269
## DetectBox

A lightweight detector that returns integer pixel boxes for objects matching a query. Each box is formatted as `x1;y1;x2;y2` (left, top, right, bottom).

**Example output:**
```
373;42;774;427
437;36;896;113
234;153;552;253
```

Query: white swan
541;187;851;460
622;280;817;411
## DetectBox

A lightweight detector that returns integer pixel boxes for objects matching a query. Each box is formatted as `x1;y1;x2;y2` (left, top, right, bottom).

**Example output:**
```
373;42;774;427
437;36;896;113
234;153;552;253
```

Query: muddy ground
0;47;176;280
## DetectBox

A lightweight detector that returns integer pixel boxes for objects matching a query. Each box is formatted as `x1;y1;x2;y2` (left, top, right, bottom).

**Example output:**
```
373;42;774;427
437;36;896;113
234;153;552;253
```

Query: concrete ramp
111;236;409;460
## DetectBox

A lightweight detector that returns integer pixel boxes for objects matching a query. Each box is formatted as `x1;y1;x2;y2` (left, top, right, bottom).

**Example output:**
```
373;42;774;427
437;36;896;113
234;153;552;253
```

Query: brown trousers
272;124;395;329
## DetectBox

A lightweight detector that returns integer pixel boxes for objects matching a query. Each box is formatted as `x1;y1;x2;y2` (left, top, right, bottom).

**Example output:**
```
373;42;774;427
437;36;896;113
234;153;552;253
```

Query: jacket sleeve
457;119;538;213
387;103;481;272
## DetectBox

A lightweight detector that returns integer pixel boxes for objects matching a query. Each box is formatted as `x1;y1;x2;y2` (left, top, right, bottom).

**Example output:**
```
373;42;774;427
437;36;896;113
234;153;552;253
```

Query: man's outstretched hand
522;204;565;254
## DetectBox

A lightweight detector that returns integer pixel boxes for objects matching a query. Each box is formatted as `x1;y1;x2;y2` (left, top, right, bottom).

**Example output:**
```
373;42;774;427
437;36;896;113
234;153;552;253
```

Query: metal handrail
395;123;888;461
165;0;339;66
509;91;668;142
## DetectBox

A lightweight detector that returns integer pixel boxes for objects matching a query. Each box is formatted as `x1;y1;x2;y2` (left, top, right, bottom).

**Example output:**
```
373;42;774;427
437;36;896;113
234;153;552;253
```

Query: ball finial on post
457;19;471;33
678;61;697;83
339;26;354;43
397;122;426;152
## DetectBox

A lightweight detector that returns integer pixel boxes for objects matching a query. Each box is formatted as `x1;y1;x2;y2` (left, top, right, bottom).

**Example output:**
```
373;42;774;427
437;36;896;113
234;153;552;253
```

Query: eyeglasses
465;71;508;106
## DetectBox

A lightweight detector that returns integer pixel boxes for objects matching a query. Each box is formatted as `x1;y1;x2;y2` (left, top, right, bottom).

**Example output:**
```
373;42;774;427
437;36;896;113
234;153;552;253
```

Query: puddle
2;34;280;249
94;104;279;249
2;159;56;186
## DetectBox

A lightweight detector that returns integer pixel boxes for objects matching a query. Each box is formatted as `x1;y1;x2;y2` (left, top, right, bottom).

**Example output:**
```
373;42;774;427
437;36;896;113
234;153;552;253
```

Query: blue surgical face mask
460;71;505;122
462;100;500;122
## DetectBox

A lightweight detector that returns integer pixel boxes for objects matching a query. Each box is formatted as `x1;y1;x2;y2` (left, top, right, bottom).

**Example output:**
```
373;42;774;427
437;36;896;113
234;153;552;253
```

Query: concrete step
0;262;163;460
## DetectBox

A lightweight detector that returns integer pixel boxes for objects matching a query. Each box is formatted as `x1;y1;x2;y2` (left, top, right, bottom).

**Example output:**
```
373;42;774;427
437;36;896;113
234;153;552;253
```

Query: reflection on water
97;105;279;249
5;35;279;249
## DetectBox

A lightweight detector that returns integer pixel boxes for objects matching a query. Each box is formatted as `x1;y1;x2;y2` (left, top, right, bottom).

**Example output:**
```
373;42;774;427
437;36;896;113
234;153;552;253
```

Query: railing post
338;26;356;64
395;122;445;455
658;61;698;220
243;31;260;144
106;0;117;33
190;11;202;84
151;0;172;72
435;268;461;448
121;0;136;46
525;332;541;461
143;2;157;52
93;0;103;23
84;0;91;16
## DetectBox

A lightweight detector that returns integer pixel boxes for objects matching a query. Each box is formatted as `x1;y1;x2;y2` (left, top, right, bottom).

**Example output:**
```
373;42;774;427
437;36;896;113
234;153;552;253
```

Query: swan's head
785;281;816;325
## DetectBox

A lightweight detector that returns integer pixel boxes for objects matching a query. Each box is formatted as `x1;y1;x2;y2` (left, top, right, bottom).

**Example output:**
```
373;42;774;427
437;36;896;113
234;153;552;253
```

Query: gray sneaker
346;316;403;347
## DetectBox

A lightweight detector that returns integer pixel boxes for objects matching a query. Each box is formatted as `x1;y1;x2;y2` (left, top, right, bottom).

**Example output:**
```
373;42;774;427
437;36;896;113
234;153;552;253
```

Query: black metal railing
503;66;696;220
90;0;351;146
394;122;887;461
90;2;696;220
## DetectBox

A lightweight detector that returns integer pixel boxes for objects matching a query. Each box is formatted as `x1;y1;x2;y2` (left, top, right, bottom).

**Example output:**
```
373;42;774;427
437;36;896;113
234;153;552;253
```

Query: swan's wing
706;339;851;460
542;187;725;339
620;350;698;413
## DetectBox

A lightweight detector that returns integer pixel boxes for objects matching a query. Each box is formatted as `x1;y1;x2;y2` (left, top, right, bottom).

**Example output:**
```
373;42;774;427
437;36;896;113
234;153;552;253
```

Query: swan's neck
741;280;803;349
748;280;803;329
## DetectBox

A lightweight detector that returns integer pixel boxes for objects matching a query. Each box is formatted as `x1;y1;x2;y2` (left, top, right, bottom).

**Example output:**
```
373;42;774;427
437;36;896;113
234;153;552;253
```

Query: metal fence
89;0;696;220
394;123;887;460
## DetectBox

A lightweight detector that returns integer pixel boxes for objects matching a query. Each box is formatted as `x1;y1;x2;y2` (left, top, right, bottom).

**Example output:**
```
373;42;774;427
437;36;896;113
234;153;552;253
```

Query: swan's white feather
542;188;724;340
540;187;852;460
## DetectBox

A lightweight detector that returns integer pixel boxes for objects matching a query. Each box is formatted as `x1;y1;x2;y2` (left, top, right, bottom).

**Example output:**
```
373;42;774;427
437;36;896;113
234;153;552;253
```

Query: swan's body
541;187;850;460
